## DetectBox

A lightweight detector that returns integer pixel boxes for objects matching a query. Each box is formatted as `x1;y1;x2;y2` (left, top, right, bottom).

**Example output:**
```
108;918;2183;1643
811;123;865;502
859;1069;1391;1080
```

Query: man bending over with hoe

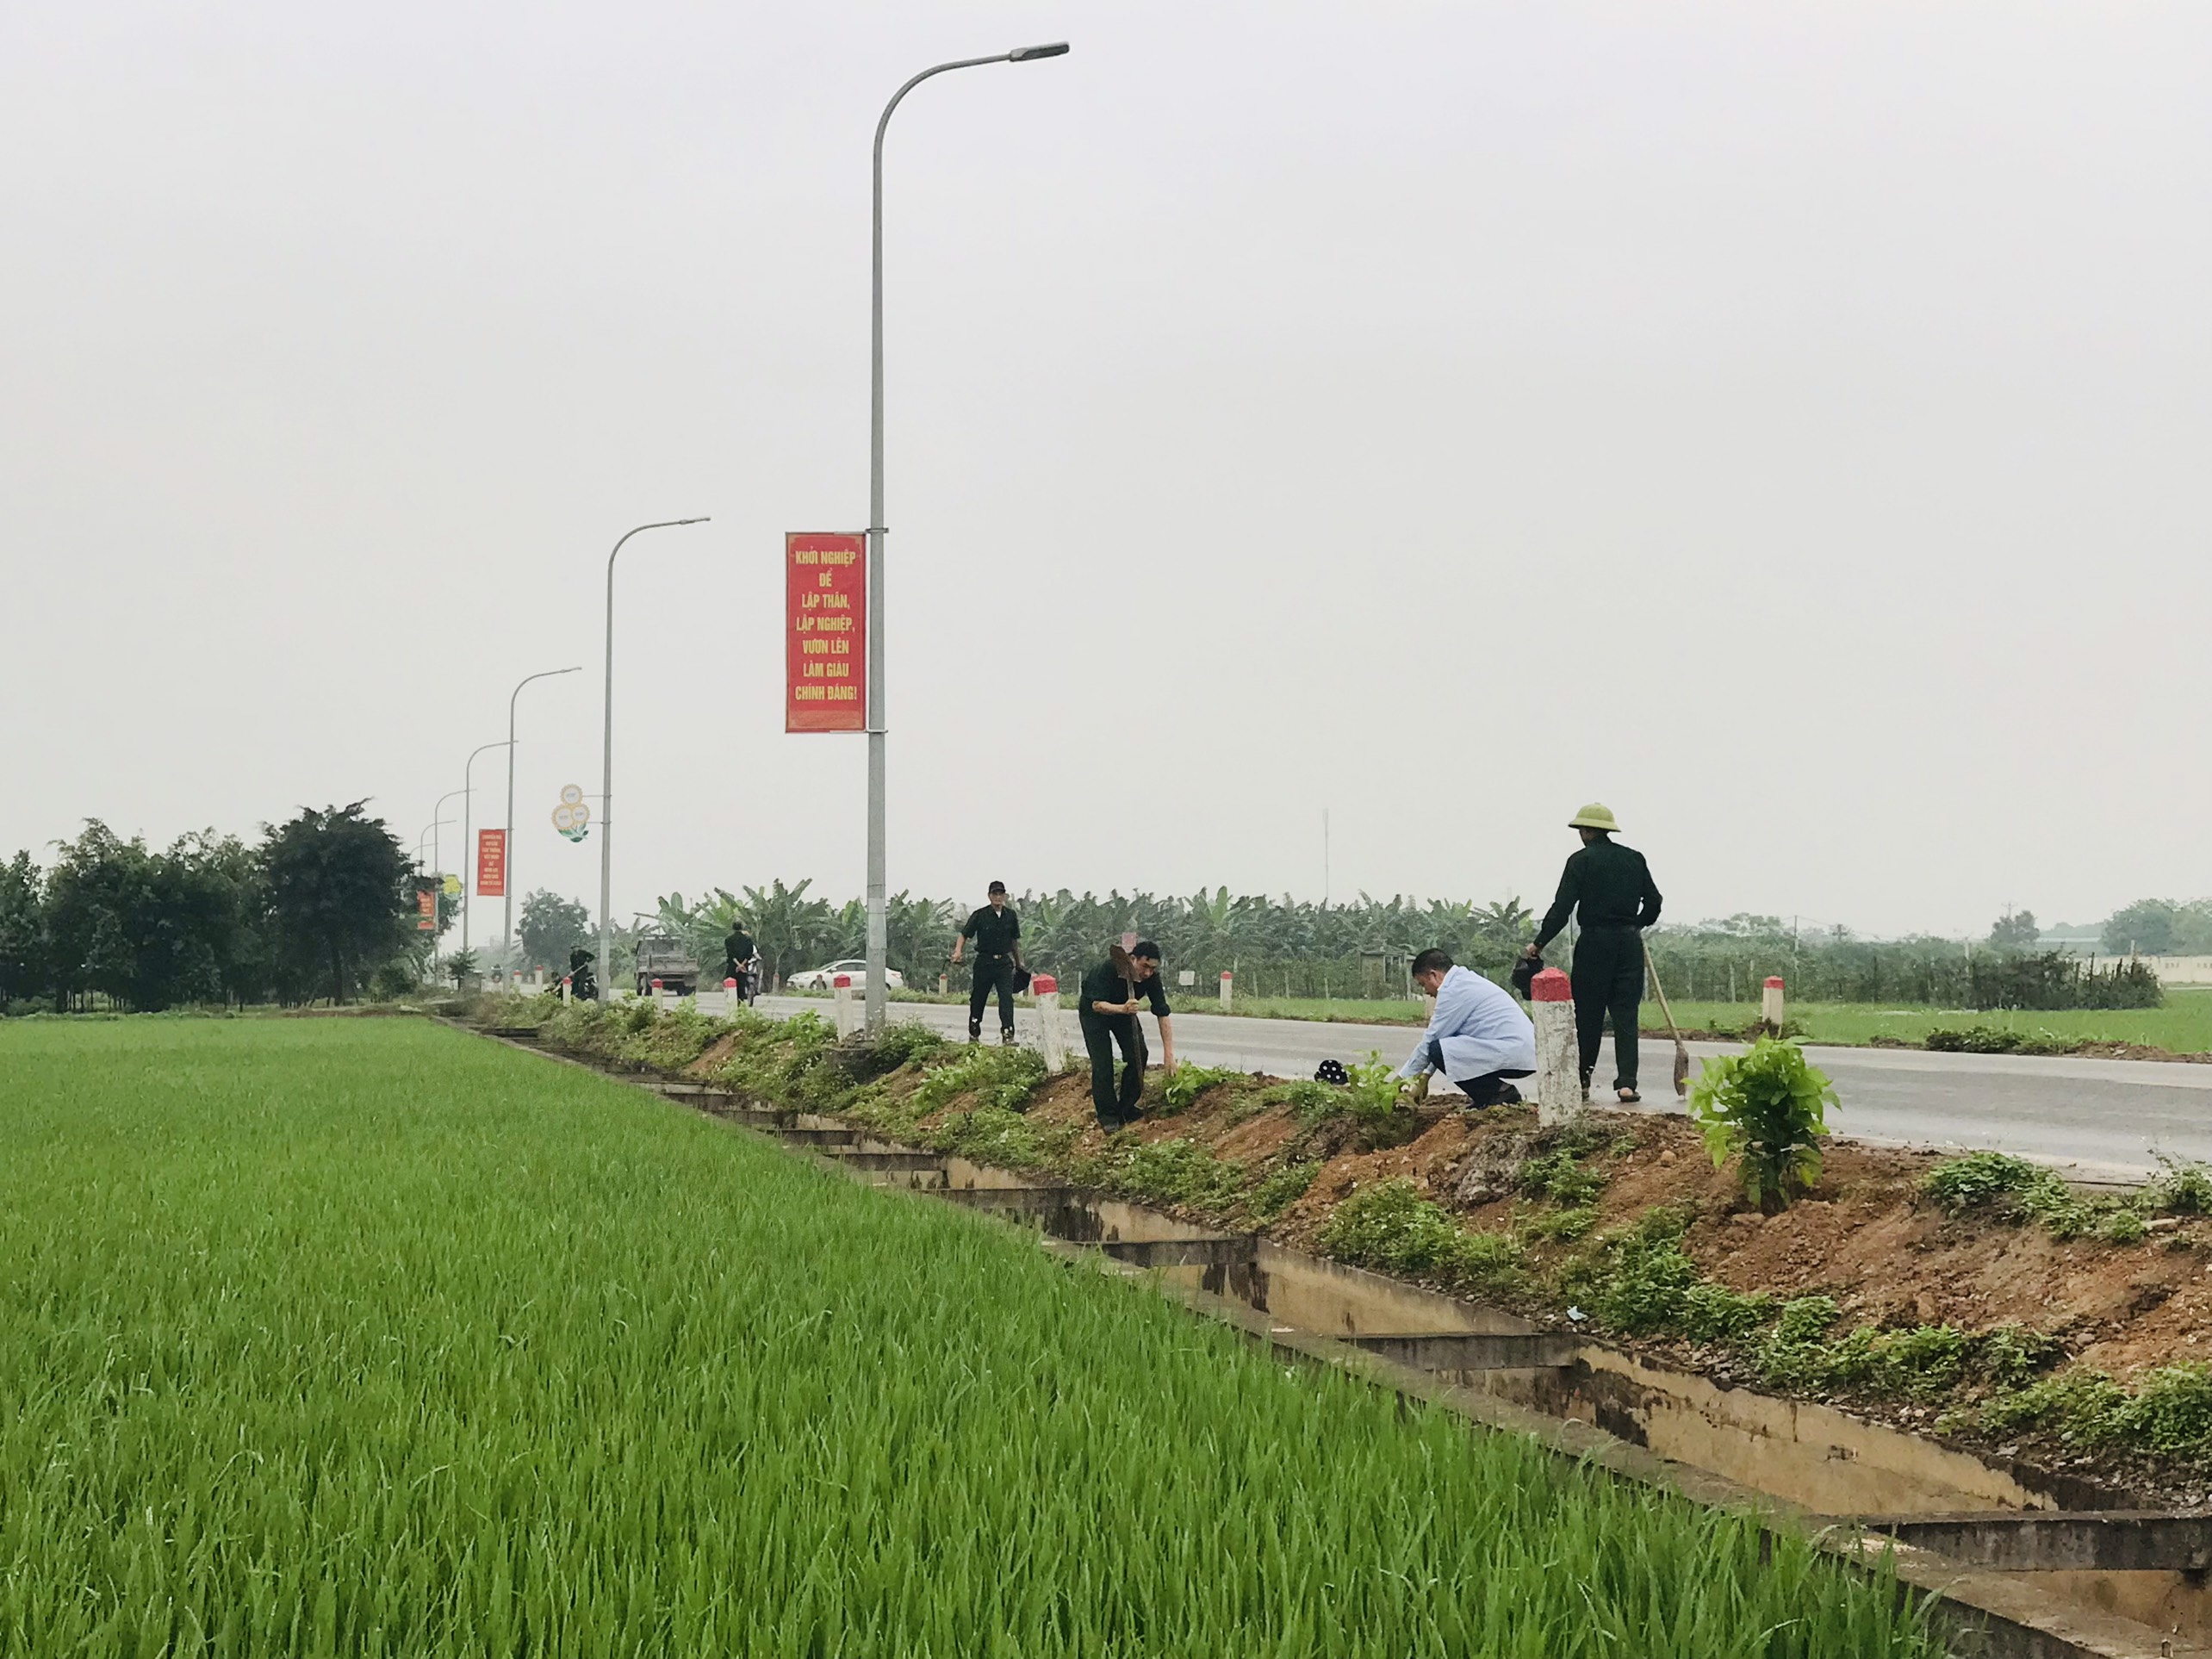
1080;941;1177;1131
1398;948;1537;1108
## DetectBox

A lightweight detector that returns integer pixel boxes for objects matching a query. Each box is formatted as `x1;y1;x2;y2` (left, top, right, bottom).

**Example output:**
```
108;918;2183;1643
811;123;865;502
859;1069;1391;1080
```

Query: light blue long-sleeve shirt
1398;965;1538;1082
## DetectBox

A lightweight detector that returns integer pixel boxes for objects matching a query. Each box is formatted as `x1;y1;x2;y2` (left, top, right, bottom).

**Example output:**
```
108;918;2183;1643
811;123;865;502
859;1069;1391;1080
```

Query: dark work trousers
1080;1011;1147;1128
1424;1039;1533;1107
968;954;1016;1036
1570;927;1644;1092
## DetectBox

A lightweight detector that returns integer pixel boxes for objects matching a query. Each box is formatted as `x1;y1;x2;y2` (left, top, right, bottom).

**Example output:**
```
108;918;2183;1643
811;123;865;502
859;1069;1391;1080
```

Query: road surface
755;995;2212;1180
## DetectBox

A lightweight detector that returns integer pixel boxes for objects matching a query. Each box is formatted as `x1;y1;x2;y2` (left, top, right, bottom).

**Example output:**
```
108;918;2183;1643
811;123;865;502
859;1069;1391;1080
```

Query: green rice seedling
0;1017;1942;1658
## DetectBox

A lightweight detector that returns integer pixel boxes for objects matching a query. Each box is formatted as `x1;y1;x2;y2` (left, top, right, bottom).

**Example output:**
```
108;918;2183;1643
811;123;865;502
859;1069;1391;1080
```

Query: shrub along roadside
1687;1037;1835;1209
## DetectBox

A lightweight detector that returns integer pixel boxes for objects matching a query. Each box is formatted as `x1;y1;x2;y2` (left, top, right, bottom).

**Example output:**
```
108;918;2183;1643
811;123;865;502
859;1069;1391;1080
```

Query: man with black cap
952;881;1025;1045
1078;941;1177;1130
1525;803;1662;1104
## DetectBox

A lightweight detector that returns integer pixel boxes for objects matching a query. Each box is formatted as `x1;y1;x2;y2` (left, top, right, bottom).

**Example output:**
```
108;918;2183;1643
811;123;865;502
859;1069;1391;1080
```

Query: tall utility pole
460;742;512;962
864;40;1070;1035
503;665;582;966
598;519;710;999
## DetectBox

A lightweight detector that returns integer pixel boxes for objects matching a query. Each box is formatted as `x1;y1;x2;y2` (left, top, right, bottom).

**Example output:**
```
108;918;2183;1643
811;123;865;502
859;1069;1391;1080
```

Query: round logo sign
560;784;584;806
553;804;577;832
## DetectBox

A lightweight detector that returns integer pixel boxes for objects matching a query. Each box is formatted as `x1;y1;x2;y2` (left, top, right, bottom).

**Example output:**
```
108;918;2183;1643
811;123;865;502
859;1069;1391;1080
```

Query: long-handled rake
1642;940;1692;1099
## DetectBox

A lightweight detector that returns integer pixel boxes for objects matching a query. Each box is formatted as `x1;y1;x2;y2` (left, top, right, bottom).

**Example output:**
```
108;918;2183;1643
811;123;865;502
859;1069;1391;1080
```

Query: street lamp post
864;40;1069;1035
462;740;513;962
427;789;466;882
598;519;710;1000
503;665;583;969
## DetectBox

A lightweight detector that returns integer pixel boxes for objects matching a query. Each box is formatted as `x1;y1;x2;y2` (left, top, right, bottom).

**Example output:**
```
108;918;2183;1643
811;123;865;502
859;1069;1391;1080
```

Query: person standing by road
1078;941;1177;1130
1398;948;1537;1107
1525;804;1662;1103
952;881;1025;1045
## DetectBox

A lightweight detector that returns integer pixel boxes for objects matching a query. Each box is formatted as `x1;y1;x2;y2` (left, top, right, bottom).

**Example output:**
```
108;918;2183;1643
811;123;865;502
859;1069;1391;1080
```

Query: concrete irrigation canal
483;1023;2212;1659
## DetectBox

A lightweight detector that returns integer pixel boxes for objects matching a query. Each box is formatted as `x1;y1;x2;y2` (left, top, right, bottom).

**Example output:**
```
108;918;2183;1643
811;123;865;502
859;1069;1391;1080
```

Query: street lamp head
675;517;711;525
1008;42;1069;61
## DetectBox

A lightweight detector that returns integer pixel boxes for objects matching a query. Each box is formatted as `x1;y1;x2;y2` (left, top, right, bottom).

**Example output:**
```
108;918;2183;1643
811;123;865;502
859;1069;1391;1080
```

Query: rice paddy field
0;1016;1940;1656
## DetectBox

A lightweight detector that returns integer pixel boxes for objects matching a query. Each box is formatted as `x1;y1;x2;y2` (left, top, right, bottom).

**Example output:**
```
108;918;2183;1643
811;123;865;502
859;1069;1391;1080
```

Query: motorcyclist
724;923;759;1005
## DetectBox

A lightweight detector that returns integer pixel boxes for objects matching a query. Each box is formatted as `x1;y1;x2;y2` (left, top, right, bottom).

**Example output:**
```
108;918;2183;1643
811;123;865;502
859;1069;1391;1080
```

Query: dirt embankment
767;1047;2212;1390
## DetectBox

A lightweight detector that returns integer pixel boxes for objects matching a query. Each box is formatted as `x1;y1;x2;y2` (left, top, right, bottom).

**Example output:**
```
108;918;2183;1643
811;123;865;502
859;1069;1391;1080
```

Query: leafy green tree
2103;899;2178;957
0;850;47;1010
41;823;254;1010
1987;908;2040;952
518;889;590;971
258;803;412;1003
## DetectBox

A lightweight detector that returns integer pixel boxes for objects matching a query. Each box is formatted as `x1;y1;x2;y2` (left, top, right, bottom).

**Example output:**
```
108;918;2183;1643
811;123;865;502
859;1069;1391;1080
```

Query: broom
1642;940;1692;1099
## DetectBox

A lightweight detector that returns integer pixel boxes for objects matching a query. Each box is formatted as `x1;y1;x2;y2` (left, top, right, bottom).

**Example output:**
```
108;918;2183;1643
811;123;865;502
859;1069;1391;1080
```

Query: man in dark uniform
1078;941;1178;1130
952;881;1025;1044
567;946;597;1003
723;921;757;1004
1525;803;1662;1104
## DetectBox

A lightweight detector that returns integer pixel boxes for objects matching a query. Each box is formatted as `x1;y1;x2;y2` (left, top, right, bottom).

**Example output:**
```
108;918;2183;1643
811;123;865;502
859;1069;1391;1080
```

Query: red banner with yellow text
476;830;506;898
785;531;867;733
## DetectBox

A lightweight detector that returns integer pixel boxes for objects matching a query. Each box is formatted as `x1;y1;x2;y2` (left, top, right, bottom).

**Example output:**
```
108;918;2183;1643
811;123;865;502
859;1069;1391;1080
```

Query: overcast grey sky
3;2;2206;940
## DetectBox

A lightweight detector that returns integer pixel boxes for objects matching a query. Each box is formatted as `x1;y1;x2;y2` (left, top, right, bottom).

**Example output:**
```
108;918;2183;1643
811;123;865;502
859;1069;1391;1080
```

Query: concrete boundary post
1762;975;1786;1030
833;974;860;1039
1033;974;1066;1071
1532;967;1581;1126
1219;971;1233;1012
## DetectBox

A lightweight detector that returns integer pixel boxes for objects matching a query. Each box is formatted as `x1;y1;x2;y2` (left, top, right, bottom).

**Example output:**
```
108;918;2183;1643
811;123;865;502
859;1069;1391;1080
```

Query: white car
786;958;906;992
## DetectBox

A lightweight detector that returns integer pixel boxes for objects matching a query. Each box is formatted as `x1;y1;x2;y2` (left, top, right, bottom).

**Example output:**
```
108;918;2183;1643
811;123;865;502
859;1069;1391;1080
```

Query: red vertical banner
416;889;437;931
785;531;867;733
476;830;506;898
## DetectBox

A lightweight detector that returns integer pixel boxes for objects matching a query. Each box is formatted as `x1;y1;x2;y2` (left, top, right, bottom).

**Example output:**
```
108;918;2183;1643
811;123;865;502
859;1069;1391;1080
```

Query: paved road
755;995;2212;1180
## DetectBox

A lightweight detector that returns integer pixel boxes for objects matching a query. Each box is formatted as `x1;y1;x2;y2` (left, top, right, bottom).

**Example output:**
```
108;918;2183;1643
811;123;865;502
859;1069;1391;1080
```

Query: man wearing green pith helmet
1525;804;1662;1104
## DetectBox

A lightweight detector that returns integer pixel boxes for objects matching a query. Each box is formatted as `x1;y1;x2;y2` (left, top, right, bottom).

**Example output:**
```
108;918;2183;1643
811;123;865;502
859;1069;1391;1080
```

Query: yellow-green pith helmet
1568;802;1620;833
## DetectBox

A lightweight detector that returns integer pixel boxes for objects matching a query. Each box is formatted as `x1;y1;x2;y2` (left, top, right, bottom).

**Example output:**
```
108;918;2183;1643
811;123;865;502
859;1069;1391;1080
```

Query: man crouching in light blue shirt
1398;948;1538;1109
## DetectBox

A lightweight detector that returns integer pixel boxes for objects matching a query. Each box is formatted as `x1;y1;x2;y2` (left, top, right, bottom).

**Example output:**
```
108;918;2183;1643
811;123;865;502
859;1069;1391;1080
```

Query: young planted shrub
1688;1036;1835;1209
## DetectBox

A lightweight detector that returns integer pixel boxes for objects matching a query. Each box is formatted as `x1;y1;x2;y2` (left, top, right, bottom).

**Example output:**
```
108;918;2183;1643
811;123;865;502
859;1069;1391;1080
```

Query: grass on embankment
0;1016;1936;1657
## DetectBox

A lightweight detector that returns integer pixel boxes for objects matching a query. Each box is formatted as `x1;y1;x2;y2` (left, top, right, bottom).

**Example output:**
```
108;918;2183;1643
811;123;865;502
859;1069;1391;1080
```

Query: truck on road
633;933;699;998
